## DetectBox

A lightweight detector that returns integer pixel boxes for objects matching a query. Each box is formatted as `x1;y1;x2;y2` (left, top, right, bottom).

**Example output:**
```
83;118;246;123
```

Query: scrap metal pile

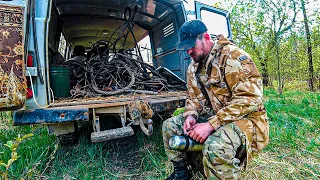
63;7;186;99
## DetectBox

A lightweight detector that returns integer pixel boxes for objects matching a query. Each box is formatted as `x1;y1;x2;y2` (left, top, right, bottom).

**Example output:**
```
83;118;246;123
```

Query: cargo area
16;0;190;141
45;0;189;105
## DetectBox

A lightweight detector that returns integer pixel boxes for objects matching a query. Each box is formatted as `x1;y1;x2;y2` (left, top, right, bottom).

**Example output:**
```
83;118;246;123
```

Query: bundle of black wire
63;6;185;99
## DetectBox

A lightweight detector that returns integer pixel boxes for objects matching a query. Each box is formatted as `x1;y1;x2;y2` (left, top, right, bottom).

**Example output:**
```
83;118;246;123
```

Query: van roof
54;0;184;48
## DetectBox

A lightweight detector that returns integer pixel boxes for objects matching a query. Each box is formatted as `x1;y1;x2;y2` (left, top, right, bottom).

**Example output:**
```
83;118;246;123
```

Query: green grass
0;88;319;179
243;88;320;179
42;121;171;179
0;112;56;179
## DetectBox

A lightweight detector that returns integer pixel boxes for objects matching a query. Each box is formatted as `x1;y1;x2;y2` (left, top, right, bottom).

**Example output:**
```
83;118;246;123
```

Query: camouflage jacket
183;35;269;162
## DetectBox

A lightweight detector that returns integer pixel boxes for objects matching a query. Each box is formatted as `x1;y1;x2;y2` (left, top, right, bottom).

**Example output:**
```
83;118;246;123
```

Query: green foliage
228;0;320;93
0;134;34;180
0;119;56;179
172;107;185;116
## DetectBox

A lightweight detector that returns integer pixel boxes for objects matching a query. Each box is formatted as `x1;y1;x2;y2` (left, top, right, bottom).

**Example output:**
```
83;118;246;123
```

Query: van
0;0;232;142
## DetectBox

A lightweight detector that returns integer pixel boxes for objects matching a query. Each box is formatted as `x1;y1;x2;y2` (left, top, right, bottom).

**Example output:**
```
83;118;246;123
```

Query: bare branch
278;0;299;36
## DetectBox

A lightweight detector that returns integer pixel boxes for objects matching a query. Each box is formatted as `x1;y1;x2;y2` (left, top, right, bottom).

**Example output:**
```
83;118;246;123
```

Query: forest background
218;0;320;93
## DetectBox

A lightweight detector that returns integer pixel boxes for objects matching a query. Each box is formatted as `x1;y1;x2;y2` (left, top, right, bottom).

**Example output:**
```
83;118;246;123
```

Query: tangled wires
64;6;185;99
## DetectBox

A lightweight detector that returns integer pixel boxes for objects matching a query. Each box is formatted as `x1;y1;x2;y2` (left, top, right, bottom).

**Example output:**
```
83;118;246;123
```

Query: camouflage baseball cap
177;20;208;51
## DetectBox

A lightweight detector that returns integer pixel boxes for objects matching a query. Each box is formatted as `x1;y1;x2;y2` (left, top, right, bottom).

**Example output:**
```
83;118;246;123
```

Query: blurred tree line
215;0;320;94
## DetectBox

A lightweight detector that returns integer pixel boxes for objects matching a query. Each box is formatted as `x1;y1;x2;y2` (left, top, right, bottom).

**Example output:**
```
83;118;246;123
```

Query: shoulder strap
218;45;232;91
195;65;212;109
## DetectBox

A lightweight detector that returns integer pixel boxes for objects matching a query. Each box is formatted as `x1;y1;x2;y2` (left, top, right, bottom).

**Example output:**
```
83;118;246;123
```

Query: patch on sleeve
238;55;247;61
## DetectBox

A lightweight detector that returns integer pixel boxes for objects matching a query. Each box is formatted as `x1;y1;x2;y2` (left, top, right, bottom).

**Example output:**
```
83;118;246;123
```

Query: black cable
65;6;184;98
90;61;135;95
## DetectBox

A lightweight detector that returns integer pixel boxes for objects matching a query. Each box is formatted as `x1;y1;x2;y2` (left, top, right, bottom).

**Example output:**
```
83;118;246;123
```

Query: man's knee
203;124;243;163
162;117;175;133
202;124;244;179
203;135;234;162
162;115;184;133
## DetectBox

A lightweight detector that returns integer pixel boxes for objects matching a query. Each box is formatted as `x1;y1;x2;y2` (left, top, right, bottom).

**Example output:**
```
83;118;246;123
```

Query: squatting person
162;20;269;179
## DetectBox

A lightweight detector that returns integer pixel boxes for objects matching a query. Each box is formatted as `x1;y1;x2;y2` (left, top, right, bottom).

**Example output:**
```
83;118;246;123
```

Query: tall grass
0;88;319;179
242;89;320;179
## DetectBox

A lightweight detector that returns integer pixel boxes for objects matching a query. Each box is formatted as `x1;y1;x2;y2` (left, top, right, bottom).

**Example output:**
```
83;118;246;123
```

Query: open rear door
0;0;29;111
195;1;232;40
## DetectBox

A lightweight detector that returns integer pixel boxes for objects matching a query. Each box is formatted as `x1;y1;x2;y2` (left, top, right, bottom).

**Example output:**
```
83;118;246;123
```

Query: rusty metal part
125;89;158;95
50;92;187;116
91;105;127;132
139;117;153;136
90;60;136;96
90;104;132;142
128;101;154;120
13;108;89;125
142;102;153;119
128;100;154;136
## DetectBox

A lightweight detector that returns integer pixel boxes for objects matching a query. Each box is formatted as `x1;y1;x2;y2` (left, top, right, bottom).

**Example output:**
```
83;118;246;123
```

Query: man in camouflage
163;20;269;180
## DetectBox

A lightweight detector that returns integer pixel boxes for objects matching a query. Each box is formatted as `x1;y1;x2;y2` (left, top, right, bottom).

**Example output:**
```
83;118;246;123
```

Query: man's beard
193;53;205;63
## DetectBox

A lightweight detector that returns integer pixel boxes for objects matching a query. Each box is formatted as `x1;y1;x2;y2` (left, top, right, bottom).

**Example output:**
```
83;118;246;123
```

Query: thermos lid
169;135;187;150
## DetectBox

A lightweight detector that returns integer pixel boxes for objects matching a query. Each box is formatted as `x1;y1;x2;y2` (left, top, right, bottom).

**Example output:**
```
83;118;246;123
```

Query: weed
0;116;56;179
0;134;34;179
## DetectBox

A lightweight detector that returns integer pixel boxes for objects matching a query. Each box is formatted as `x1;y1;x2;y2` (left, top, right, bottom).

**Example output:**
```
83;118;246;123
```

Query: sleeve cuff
208;116;221;130
183;110;198;120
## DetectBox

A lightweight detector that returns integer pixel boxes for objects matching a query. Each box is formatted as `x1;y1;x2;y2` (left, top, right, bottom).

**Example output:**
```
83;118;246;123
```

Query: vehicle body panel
0;1;28;111
13;107;89;125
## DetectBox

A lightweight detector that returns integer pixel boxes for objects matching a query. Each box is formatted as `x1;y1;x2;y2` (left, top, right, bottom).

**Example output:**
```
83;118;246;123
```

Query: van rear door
0;0;30;111
195;1;232;39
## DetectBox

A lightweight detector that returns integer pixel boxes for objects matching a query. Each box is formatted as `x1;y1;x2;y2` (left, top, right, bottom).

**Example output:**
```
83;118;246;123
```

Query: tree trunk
273;15;282;95
301;0;314;91
253;43;269;87
261;58;269;86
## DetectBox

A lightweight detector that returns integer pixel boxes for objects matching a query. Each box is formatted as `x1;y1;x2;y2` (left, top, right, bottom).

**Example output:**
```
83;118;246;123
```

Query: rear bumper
13;108;89;125
13;93;186;125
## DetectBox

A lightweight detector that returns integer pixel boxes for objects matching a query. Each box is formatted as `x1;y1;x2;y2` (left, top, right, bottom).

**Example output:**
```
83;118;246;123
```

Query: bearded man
162;20;269;180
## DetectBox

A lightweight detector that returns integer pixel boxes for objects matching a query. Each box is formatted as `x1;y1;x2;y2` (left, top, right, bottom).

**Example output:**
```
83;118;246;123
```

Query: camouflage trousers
162;114;246;180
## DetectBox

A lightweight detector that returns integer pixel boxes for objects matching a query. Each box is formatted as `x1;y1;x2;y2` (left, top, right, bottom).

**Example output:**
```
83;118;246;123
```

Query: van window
66;44;72;60
200;10;229;37
138;35;152;64
58;33;67;58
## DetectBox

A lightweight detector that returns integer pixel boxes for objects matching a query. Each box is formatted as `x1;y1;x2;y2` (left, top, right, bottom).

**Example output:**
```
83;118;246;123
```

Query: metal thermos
169;135;203;152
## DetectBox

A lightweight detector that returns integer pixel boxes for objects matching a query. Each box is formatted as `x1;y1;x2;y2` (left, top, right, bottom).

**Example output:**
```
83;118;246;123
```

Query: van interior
46;0;189;102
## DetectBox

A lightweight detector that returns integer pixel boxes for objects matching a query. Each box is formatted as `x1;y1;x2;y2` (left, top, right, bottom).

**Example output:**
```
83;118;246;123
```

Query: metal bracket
90;105;132;143
91;105;127;132
92;108;100;132
139;117;153;136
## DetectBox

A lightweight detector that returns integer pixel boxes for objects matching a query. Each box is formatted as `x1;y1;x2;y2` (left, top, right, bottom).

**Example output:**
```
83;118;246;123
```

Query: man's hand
187;122;215;143
183;115;197;134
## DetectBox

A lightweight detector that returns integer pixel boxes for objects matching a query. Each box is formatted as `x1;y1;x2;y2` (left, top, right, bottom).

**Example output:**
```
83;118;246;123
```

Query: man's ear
203;33;211;41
